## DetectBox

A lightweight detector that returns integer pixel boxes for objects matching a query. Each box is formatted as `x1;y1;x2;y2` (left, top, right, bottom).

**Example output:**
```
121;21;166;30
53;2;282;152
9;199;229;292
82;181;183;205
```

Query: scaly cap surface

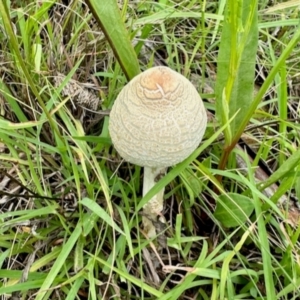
109;66;207;168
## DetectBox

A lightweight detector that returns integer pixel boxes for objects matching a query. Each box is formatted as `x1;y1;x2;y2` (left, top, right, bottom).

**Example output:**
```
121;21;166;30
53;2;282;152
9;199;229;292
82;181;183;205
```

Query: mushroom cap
109;66;207;168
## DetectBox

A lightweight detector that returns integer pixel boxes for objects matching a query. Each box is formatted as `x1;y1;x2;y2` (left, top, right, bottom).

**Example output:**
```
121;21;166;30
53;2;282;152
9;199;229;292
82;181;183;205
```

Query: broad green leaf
215;0;258;143
214;193;254;228
85;0;140;80
231;14;300;147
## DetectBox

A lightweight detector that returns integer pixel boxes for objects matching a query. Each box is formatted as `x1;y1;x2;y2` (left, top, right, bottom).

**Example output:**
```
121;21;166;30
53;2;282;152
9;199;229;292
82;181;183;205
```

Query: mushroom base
142;166;166;237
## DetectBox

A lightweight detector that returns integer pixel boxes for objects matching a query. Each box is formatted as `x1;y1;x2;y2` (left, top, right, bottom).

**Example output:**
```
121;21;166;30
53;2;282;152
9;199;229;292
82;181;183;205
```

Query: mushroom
109;66;207;237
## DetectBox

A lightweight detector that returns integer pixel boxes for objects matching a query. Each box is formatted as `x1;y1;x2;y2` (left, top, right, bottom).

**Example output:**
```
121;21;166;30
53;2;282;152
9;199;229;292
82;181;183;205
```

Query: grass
0;0;300;299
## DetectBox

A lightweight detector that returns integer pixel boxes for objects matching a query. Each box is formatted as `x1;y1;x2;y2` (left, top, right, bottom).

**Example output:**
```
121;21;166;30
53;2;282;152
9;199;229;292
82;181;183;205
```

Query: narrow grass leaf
219;224;254;300
0;270;46;280
160;244;214;300
265;0;300;13
65;277;85;300
87;262;97;300
90;253;164;298
276;277;300;298
175;214;183;249
0;155;30;166
259;149;300;192
245;161;276;300
268;172;297;205
30;247;62;272
0;249;9;269
0;1;63;142
210;0;226;44
0;118;44;129
134;11;222;25
0;81;29;124
0;205;59;226
73;136;111;145
0;280;57;295
85;0;140;80
80;198;124;235
115;205;134;258
259;19;300;28
82;212;99;236
168;236;206;249
74;234;85;272
230;268;259;281
191;268;220;279
35;223;83;300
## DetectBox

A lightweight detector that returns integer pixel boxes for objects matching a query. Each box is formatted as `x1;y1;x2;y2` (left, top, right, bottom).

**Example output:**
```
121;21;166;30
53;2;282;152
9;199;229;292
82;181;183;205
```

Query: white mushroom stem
142;166;167;237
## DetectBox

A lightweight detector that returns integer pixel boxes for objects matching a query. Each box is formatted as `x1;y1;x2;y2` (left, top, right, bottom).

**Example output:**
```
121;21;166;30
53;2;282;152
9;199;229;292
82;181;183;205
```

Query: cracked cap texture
109;66;207;168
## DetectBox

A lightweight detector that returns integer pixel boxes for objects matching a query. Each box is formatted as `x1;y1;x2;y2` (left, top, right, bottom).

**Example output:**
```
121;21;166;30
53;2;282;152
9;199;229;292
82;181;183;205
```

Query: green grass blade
210;0;226;45
65;277;85;300
0;205;59;227
91;253;164;298
245;162;276;300
0;1;63;141
85;0;140;80
0;280;55;294
80;198;125;235
219;225;253;299
259;149;300;195
134;10;223;25
35;223;83;300
0;80;29;124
